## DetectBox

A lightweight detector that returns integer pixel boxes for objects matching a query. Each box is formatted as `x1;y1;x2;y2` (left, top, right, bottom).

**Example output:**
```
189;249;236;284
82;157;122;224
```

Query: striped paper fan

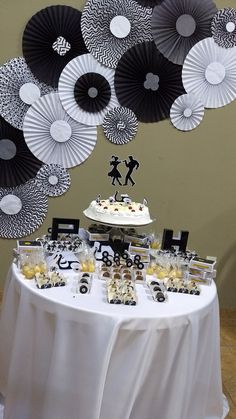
182;37;236;108
23;93;97;168
59;54;119;126
103;107;138;144
170;94;204;131
35;164;71;197
211;8;236;48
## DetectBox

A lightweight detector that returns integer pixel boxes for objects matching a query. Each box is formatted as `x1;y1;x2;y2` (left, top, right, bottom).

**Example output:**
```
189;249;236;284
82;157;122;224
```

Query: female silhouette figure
108;156;122;186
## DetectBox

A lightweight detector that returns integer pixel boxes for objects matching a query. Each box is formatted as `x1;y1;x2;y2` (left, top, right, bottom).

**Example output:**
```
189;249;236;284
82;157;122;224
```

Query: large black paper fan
22;5;88;87
0;116;42;187
115;41;185;123
152;0;218;65
134;0;164;7
0;179;48;239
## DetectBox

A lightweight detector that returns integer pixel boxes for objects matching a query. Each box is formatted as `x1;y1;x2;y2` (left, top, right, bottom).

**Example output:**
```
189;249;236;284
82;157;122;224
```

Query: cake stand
83;210;154;255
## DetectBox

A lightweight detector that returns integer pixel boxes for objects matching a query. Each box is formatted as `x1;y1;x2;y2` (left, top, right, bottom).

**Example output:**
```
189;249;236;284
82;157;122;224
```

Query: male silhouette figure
123;156;139;186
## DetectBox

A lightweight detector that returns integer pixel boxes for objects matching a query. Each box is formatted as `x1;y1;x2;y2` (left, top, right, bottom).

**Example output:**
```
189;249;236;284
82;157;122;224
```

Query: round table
0;263;225;419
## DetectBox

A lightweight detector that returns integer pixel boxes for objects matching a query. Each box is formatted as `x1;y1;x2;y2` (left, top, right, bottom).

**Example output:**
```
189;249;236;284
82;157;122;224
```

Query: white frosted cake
83;193;153;226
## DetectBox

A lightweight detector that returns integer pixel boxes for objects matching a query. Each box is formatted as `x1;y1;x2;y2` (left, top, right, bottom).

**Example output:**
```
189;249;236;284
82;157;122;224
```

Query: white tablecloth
0;263;225;419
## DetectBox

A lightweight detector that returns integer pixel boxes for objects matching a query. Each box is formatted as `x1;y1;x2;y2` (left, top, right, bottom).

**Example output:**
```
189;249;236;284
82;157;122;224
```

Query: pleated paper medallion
35;164;71;197
152;0;217;65
23;93;97;168
22;5;87;87
59;54;119;126
134;0;164;7
0;116;42;187
182;37;236;108
81;0;152;68
103;107;138;144
170;93;205;131
0;57;54;130
211;8;236;48
115;41;185;123
0;179;48;239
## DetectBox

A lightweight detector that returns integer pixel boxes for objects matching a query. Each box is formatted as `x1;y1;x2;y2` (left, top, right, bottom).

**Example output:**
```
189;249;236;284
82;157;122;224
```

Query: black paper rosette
152;0;217;65
35;164;71;197
59;54;119;126
22;5;88;87
0;179;48;239
0;57;55;130
81;0;152;68
0;116;42;187
115;41;185;123
103;107;138;145
23;93;97;168
74;73;111;113
211;8;236;48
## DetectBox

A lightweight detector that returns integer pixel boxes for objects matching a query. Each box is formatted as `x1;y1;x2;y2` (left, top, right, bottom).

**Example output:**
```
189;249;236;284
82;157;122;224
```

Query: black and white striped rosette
103;107;138;145
134;0;163;7
81;0;152;68
211;8;236;48
0;179;48;239
35;164;71;197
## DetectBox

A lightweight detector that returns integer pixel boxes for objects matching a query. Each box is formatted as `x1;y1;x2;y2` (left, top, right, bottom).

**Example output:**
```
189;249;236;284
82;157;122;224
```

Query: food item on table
84;192;152;225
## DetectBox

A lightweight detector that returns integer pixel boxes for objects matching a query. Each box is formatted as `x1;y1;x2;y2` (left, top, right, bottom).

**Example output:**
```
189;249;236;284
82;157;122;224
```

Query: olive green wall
0;0;236;308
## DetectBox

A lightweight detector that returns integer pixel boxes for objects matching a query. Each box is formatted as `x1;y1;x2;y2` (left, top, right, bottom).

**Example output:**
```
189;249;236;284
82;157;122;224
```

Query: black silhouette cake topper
108;155;140;186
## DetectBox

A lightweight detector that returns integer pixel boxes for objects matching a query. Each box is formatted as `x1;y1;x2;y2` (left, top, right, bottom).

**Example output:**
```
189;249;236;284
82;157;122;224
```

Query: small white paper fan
170;94;204;131
59;54;119;126
23;92;97;168
182;37;236;108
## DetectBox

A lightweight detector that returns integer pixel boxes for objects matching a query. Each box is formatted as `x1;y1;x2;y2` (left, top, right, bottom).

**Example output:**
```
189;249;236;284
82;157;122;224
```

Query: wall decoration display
22;5;87;87
81;0;152;68
211;8;236;48
115;41;185;123
35;164;71;197
59;54;119;126
103;107;138;145
182;37;236;108
0;179;48;239
0;116;42;187
152;0;217;65
170;93;205;131
0;57;54;130
23;92;97;168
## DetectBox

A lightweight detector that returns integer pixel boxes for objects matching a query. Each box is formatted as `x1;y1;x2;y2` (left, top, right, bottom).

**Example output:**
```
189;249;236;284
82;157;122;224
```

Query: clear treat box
35;270;66;289
71;271;93;295
146;279;168;302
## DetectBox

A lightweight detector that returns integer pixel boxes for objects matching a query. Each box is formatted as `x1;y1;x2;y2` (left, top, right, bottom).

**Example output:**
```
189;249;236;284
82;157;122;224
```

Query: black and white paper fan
211;8;236;48
35;164;71;197
0;116;42;187
152;0;217;65
115;41;185;123
0;179;48;238
23;93;97;168
22;5;87;87
81;0;152;68
103;107;138;144
0;57;55;130
170;93;204;131
182;37;236;108
59;54;119;126
134;0;164;7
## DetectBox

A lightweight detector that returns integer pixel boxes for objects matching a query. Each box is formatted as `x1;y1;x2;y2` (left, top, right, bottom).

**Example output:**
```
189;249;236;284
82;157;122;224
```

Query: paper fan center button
183;108;192;118
205;62;226;85
0;139;17;160
49;175;59;185
176;14;196;37
50;120;72;142
19;82;41;105
110;16;131;39
226;22;236;33
0;195;22;215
